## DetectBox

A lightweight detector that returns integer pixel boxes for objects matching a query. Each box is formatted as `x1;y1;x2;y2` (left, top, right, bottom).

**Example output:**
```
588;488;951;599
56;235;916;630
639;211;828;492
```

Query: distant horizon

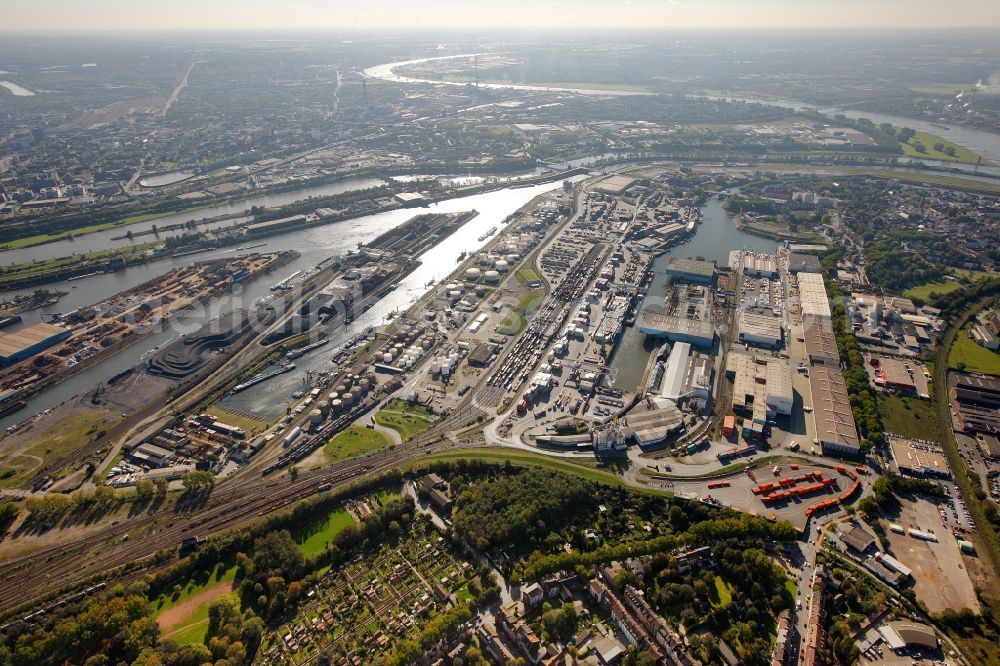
2;0;999;33
2;26;1000;39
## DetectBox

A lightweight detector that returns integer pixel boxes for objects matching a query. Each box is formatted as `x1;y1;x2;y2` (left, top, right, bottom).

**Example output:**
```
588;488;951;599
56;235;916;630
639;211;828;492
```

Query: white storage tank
484;270;501;284
330;399;344;414
495;259;510;272
328;392;339;402
465;267;481;280
357;378;370;393
383;352;394;363
478;253;491;265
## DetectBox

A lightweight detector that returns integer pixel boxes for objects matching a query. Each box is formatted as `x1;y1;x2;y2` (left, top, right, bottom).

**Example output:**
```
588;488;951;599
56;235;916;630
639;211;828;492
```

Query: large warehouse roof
788;253;822;274
639;312;714;344
880;621;937;651
810;366;860;454
0;322;69;363
803;314;840;365
659;342;712;402
739;311;783;345
593;175;637;195
665;257;716;279
797;272;832;318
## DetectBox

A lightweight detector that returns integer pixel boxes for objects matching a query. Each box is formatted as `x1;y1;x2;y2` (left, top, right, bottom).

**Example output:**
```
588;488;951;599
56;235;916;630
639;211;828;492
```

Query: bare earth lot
884;497;979;614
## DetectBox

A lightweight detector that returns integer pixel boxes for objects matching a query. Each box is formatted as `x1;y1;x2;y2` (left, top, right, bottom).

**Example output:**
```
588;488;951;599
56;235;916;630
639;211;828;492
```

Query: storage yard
0;252;296;400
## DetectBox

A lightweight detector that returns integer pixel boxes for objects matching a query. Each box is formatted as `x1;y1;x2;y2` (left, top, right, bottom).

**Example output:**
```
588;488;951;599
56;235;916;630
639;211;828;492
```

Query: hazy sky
4;0;1000;31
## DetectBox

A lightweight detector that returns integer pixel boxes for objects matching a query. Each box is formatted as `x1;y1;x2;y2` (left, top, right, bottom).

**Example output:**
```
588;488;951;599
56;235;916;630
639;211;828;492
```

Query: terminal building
658;342;713;407
738;311;783;348
639;312;715;347
810;366;861;457
665;257;716;285
0;322;72;366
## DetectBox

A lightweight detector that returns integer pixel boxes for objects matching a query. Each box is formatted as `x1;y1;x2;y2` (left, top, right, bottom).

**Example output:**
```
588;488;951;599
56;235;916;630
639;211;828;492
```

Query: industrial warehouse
0;322;71;366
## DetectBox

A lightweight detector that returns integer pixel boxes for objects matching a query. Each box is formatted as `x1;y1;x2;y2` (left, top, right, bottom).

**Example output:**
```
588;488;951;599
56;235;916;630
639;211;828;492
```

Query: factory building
0;322;72;366
950;372;1000;434
742;253;778;279
658;342;713;406
797;272;832;318
810;366;861;457
639;312;715;347
665;257;716;285
245;214;308;235
872;357;917;393
738;311;783;348
879;622;938;653
787;253;822;274
593;175;637;195
803;314;840;366
729;353;794;417
622;397;684;450
890;436;951;479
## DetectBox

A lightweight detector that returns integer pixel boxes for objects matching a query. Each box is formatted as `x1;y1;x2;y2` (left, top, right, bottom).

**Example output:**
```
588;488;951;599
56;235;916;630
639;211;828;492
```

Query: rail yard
0;164;992;666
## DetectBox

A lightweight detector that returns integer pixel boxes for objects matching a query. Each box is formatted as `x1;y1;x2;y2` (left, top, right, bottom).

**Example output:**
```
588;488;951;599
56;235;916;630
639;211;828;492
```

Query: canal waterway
610;196;777;390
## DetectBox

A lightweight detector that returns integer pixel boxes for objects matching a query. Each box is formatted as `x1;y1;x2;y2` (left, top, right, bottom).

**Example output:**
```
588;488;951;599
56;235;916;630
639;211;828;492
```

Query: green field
877;393;942;442
1;409;115;489
497;291;544;336
514;266;543;286
712;577;733;607
418;448;672;497
324;425;391;462
763;164;1000;195
154;563;237;644
291;507;357;558
165;593;239;645
899;131;983;164
949;323;1000;376
903;280;963;301
374;410;434;441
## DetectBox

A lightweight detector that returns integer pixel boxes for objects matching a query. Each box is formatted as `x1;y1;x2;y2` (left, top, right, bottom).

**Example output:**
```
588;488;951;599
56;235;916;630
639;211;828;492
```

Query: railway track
0;185;587;616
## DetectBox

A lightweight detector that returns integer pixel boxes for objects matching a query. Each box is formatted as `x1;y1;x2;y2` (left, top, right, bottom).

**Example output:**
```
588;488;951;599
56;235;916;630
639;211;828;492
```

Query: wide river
365;54;1000;166
0;178;583;429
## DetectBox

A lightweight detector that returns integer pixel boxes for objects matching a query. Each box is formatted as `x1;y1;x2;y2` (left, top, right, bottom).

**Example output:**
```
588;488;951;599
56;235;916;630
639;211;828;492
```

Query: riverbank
731;213;829;244
0;160;538;253
0;251;299;405
0;167;587;291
